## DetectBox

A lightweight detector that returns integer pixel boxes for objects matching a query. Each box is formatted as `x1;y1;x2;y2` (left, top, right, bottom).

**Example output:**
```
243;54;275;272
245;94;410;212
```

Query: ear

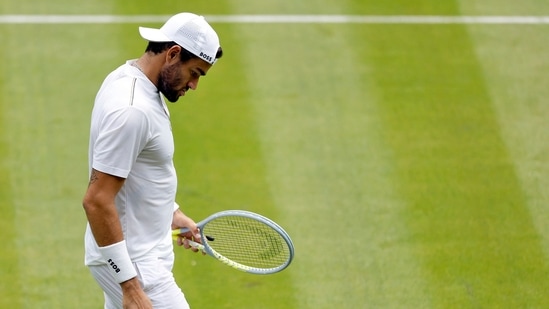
166;45;181;64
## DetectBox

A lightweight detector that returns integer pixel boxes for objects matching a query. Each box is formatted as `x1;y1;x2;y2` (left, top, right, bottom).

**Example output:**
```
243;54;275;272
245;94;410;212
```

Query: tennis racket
172;210;294;275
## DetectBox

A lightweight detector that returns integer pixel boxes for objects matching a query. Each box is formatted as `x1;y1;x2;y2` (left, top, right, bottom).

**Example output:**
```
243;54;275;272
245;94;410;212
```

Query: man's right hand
121;277;153;309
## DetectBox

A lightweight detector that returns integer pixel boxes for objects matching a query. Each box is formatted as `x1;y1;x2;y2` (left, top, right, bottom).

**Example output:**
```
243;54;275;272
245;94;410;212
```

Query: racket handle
171;228;189;239
171;230;205;248
177;227;190;234
172;228;215;241
187;240;205;250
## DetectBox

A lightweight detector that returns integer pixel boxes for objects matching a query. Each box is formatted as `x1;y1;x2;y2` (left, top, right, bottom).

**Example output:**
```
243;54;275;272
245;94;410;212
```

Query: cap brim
138;26;172;42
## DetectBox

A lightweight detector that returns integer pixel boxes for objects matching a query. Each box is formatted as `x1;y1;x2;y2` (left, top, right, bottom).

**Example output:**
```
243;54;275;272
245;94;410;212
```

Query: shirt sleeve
92;106;150;178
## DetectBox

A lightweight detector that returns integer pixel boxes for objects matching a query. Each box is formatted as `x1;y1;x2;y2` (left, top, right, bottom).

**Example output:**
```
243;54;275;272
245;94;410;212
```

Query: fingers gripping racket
172;210;294;275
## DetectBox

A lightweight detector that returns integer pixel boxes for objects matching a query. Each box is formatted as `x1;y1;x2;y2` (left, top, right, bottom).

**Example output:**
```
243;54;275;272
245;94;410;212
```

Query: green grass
2;0;549;308
470;22;549;254
0;23;109;307
363;23;549;307
0;39;20;307
232;22;431;307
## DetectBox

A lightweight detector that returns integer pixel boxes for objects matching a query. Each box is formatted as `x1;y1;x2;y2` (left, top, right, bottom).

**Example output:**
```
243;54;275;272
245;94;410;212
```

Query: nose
187;78;199;91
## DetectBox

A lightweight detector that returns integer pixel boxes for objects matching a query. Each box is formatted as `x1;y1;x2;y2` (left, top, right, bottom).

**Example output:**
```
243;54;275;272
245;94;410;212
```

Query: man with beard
82;13;223;309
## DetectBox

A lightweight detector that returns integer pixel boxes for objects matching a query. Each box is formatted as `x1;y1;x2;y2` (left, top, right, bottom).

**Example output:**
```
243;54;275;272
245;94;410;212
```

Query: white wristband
98;240;137;284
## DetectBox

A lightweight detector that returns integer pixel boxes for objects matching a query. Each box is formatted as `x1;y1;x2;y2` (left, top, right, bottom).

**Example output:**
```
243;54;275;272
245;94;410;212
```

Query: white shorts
89;257;189;309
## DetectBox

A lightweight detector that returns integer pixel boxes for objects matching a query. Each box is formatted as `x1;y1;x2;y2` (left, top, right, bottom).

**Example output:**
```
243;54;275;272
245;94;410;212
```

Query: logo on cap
199;52;213;63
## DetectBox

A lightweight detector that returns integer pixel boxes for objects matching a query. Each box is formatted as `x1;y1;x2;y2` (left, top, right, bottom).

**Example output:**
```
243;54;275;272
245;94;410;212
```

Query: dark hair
145;41;223;63
215;47;223;60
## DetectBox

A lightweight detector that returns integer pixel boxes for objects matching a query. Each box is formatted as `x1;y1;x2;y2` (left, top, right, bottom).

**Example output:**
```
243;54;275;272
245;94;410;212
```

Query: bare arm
82;169;125;246
82;169;152;308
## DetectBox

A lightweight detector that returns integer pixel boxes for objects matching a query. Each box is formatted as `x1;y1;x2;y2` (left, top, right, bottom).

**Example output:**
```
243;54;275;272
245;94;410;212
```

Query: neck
135;53;162;87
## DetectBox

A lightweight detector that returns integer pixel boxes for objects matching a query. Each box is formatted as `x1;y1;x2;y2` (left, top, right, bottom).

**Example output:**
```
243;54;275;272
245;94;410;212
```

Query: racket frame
172;210;294;275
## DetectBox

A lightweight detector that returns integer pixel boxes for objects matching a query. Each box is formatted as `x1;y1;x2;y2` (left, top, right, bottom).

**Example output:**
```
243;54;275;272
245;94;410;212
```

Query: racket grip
171;228;190;241
171;229;213;243
172;228;214;241
187;240;205;250
171;232;205;249
177;227;190;234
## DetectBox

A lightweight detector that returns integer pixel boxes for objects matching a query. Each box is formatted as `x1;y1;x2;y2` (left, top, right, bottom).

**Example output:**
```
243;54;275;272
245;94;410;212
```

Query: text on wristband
108;259;121;273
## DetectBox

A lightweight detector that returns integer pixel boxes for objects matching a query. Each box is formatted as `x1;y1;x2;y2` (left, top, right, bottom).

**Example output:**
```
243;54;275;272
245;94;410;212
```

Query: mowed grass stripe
0;25;22;309
363;23;549;307
236;23;431;308
2;24;123;307
0;151;19;308
468;25;549;272
3;23;64;307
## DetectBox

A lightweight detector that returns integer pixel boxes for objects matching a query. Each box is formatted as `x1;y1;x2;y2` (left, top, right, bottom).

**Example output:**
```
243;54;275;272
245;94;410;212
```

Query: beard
158;62;186;103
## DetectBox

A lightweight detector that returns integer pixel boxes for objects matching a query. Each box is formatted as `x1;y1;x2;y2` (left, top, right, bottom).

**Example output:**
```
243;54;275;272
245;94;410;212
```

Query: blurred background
2;1;549;308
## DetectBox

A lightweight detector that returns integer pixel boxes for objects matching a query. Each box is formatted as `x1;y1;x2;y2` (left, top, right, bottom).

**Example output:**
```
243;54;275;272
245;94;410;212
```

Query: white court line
1;14;549;24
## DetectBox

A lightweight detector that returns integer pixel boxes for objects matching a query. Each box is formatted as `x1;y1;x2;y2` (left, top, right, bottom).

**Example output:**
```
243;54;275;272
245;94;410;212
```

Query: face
158;52;212;103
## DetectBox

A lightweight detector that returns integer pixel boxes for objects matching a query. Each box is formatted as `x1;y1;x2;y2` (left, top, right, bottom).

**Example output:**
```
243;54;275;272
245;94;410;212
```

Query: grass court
2;0;549;308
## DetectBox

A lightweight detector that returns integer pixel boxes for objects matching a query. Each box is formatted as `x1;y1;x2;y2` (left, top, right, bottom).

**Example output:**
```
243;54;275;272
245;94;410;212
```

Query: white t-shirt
85;60;178;266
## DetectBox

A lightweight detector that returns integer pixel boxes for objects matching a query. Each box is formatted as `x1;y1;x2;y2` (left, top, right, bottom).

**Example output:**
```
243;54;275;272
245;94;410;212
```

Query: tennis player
82;13;223;308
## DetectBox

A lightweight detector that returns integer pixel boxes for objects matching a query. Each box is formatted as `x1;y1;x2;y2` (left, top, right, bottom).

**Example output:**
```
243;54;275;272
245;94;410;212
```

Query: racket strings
202;216;291;270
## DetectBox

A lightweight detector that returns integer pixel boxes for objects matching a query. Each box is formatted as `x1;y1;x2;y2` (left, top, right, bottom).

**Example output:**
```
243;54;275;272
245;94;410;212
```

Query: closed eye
196;68;206;76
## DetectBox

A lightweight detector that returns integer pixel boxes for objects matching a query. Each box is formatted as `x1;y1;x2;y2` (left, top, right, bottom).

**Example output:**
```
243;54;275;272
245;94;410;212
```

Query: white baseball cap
139;13;220;65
